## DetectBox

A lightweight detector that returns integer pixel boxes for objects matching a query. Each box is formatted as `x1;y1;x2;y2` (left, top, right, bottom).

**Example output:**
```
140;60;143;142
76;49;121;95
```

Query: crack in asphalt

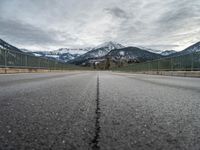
90;73;101;150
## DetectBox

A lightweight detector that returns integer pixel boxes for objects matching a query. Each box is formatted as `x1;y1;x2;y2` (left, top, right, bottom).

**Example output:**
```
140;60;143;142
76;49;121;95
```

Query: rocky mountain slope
31;48;91;62
70;41;125;65
161;50;176;56
0;39;22;52
107;47;162;63
170;41;200;57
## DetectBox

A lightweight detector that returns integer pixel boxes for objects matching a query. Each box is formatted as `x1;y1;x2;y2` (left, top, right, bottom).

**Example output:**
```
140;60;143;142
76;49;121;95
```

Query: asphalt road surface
0;71;200;150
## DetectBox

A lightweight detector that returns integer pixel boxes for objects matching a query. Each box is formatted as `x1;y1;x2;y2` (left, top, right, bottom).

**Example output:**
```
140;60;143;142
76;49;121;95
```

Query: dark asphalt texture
0;71;200;150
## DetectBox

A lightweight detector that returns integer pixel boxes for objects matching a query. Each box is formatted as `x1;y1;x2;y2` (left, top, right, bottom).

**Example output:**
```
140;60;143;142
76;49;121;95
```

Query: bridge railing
0;48;82;70
113;51;200;72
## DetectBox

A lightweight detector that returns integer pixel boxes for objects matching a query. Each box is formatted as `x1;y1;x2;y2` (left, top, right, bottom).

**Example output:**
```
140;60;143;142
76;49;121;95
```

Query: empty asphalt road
0;71;200;150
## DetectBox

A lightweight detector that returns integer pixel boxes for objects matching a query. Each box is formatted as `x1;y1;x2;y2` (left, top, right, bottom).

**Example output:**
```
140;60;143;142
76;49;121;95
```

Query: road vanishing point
0;71;200;150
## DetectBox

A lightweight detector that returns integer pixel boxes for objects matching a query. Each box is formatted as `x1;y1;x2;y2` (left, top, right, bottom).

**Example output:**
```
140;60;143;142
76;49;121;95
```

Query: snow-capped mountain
138;46;176;56
183;41;200;53
70;41;125;65
51;48;91;55
79;47;163;68
26;48;91;62
170;41;200;56
160;50;176;56
107;47;162;62
94;41;125;50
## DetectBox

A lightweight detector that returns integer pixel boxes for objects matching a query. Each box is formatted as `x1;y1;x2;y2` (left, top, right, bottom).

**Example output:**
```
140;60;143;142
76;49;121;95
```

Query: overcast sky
0;0;200;51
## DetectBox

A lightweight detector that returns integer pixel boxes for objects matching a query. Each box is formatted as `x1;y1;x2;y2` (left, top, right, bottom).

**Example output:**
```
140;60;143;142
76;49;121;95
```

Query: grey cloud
0;18;77;47
156;0;200;32
158;8;194;31
104;7;129;19
0;0;200;50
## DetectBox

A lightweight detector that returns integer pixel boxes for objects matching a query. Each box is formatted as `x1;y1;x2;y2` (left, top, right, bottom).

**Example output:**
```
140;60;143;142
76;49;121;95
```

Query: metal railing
113;51;200;72
0;48;83;70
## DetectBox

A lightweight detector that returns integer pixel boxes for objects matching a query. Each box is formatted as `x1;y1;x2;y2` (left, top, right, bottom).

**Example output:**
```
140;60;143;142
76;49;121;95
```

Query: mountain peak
95;41;125;50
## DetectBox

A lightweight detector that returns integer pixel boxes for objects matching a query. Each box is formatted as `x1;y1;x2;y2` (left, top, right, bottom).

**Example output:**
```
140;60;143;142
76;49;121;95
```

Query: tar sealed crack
90;74;101;150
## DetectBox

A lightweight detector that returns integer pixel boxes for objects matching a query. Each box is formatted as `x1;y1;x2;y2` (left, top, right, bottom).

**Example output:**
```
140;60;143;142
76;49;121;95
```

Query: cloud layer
0;0;200;50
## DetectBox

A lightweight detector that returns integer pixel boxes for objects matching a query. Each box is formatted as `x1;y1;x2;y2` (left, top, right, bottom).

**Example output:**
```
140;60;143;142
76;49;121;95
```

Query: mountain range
137;47;176;56
0;38;200;67
70;41;125;65
20;48;91;62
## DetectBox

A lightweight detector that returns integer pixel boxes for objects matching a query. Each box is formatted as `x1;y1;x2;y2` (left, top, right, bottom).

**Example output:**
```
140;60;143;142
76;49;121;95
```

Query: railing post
4;50;7;67
170;58;173;71
25;55;28;67
157;60;159;74
191;53;194;71
38;58;40;68
47;58;51;70
21;54;23;66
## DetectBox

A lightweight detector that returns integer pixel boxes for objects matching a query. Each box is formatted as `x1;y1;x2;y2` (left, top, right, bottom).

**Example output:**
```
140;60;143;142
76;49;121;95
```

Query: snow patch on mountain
170;41;200;56
46;55;60;59
94;41;125;50
107;47;162;63
52;48;91;55
138;46;177;56
119;51;125;56
184;42;200;53
161;50;176;56
33;53;43;57
71;41;125;65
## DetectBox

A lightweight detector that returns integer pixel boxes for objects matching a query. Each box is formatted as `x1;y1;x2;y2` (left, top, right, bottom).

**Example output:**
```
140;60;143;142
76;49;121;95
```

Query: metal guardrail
113;51;200;72
0;48;82;70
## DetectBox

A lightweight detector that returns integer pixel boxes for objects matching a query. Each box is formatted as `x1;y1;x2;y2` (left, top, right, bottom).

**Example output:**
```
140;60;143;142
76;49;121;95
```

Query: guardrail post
191;53;194;71
21;54;22;66
38;58;40;68
47;58;51;71
4;50;7;67
157;61;159;74
25;55;28;67
171;58;173;71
